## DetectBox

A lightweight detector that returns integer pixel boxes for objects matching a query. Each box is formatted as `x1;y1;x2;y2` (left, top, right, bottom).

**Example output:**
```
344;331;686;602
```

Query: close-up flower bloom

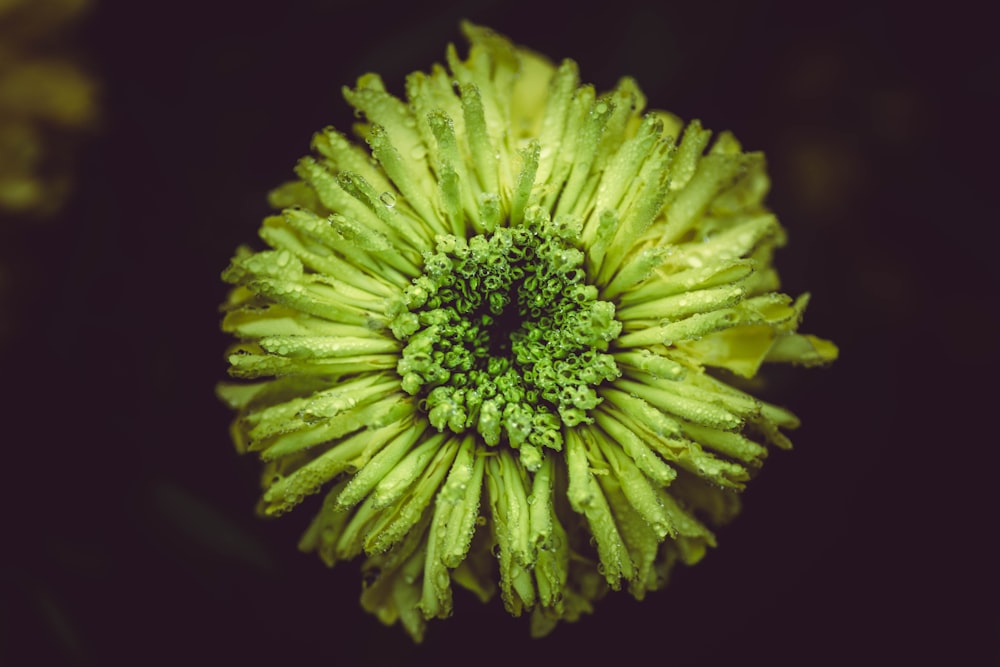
217;22;837;641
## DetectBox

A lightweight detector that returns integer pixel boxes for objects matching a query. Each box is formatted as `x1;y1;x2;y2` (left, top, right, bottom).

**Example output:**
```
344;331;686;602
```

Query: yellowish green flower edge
217;22;837;641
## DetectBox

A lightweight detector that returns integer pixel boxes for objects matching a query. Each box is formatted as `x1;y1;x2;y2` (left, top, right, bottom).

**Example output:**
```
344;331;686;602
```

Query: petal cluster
217;22;837;640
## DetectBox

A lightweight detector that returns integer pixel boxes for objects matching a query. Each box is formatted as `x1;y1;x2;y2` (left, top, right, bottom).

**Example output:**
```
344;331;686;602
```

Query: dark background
4;0;996;664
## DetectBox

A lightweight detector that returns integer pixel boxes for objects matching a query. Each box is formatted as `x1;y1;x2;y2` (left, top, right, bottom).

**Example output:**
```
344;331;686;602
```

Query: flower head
0;0;98;217
217;22;837;640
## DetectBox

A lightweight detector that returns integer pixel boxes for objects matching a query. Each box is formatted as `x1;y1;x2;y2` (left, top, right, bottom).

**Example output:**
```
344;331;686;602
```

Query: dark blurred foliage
3;0;996;664
0;0;99;219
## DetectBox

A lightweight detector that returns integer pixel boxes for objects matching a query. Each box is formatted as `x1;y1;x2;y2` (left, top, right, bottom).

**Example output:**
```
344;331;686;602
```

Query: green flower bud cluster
389;208;621;469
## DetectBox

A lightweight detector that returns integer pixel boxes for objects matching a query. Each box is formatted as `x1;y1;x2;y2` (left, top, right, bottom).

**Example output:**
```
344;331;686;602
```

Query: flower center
388;210;621;468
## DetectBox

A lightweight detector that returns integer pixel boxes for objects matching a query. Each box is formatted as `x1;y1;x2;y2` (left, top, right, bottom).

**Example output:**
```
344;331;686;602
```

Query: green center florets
388;210;621;469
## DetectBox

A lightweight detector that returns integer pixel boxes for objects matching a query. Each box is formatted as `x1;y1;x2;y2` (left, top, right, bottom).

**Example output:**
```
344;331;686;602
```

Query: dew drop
298;411;323;425
379;192;397;207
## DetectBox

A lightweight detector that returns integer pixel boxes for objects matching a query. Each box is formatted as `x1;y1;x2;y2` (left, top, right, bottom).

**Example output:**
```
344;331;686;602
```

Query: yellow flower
0;0;98;217
217;22;837;641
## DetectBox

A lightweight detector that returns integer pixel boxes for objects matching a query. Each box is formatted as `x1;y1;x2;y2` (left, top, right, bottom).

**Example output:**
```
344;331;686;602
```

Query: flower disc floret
390;208;621;469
